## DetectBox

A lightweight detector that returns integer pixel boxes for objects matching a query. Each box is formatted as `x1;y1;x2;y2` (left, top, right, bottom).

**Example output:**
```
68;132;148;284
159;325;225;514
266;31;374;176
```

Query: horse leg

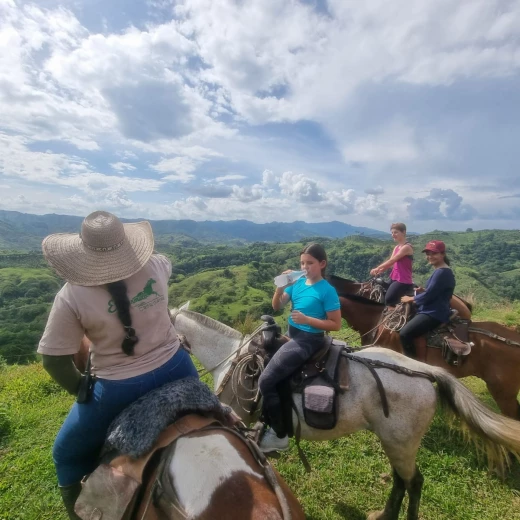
485;379;520;420
367;464;423;520
405;466;424;520
367;377;435;520
367;468;405;520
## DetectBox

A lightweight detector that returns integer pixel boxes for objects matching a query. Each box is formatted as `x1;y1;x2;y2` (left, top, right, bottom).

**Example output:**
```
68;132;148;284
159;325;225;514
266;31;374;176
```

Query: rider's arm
272;288;291;311
296;309;342;332
372;244;413;274
413;270;453;306
42;354;82;395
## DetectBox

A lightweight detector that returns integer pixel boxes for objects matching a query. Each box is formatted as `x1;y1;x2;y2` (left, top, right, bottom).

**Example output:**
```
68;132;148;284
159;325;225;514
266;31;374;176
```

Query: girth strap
344;354;390;418
342;353;436;419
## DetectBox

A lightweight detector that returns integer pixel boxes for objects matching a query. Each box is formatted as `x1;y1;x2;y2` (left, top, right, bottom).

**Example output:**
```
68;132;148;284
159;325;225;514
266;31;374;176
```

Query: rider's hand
401;296;414;303
370;268;379;276
291;310;308;325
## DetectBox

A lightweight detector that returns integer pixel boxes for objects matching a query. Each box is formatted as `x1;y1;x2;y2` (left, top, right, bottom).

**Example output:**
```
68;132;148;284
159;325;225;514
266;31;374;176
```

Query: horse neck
340;297;383;334
174;313;243;381
165;431;274;518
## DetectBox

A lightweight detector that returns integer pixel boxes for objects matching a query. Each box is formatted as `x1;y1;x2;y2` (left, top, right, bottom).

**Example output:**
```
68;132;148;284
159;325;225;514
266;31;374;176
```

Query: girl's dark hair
106;280;139;356
443;254;451;266
300;242;328;274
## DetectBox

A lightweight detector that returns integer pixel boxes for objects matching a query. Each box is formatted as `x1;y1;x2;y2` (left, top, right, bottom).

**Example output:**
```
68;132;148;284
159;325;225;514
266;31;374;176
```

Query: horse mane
327;274;358;284
180;309;243;340
338;293;384;306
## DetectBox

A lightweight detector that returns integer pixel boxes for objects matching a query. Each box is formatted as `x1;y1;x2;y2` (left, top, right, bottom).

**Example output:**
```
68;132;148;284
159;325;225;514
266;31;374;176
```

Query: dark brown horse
328;275;520;420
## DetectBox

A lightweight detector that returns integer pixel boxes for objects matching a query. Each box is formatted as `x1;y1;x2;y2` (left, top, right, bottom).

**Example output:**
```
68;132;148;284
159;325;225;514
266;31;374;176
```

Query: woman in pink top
370;222;414;306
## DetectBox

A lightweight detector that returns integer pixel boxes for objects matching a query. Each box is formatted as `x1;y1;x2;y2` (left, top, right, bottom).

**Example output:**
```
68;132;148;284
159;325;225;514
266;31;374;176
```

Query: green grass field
1;360;519;520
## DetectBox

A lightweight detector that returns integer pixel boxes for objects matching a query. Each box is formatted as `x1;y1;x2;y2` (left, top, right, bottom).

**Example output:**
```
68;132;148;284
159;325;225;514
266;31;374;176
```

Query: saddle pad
103;377;231;458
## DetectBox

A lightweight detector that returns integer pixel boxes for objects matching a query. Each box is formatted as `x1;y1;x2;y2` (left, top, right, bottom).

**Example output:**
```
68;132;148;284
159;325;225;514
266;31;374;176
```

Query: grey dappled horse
170;303;520;520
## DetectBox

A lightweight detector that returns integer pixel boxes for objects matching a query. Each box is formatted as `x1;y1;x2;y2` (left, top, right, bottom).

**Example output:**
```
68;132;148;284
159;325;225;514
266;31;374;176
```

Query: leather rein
468;327;520;348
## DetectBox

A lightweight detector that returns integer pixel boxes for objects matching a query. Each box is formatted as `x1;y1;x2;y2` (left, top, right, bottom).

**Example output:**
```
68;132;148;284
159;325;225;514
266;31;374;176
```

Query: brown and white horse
73;340;304;520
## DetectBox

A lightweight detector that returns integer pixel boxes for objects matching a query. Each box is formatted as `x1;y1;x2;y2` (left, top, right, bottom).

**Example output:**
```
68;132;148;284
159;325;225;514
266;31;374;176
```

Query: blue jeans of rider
53;348;198;486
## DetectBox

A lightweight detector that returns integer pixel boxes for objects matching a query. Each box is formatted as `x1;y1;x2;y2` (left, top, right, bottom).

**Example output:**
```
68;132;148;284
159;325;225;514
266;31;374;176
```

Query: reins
468;327;520;348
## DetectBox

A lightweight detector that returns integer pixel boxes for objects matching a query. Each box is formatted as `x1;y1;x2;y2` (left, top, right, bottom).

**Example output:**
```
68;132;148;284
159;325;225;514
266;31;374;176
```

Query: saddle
386;304;473;365
259;319;350;432
293;337;350;430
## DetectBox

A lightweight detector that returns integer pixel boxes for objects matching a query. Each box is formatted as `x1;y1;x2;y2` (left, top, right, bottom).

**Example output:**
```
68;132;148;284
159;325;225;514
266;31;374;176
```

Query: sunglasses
424;251;441;256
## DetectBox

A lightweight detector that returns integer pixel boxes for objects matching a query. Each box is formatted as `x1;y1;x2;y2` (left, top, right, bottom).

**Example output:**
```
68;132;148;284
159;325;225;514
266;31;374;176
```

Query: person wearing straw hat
37;211;198;519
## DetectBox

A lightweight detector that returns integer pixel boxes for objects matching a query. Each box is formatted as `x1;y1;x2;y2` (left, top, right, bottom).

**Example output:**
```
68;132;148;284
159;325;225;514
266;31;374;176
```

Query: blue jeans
53;348;198;486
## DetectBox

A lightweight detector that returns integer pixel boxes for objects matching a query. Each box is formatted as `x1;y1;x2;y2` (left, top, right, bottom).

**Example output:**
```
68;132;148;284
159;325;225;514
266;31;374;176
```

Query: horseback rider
37;211;198;519
259;243;341;452
370;222;414;307
399;240;455;360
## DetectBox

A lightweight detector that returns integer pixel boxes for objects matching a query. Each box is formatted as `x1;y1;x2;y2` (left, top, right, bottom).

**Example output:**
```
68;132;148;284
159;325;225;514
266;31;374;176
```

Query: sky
1;0;520;233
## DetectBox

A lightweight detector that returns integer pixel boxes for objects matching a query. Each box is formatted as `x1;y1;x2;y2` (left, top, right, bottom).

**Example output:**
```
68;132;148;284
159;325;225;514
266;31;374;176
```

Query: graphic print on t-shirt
108;278;164;313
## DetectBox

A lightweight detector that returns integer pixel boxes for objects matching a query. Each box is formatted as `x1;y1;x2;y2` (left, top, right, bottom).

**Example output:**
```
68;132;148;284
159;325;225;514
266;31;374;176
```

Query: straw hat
42;211;154;286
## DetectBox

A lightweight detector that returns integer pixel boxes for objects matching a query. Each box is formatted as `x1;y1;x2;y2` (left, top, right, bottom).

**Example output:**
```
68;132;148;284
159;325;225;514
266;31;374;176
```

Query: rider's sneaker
259;429;289;453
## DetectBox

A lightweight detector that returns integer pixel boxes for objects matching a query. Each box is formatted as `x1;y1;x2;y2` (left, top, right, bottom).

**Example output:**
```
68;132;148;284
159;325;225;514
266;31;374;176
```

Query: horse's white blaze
169;433;263;517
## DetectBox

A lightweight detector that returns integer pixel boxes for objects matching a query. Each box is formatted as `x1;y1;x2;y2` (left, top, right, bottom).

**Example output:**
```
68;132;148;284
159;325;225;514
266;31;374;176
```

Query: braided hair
106;280;139;355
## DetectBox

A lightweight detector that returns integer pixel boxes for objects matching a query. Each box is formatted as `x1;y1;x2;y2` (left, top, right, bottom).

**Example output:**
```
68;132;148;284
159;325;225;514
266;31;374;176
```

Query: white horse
170;304;520;520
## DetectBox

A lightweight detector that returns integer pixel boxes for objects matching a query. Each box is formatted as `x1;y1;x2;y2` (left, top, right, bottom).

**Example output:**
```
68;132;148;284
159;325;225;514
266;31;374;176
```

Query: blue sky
1;0;520;233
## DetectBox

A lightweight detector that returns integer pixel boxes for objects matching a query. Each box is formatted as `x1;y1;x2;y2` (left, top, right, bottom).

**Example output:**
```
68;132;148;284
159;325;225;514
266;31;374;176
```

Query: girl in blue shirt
259;243;341;452
399;240;455;360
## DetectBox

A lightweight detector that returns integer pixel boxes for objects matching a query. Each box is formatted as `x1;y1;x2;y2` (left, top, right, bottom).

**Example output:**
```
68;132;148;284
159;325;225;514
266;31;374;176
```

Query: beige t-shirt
38;254;180;380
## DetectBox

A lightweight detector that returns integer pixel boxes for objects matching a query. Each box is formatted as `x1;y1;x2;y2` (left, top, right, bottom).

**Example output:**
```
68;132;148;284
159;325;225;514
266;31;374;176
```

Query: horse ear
179;301;190;311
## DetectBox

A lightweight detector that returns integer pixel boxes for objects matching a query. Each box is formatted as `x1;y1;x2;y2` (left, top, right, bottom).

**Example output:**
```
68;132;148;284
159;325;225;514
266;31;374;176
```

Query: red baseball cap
422;240;446;253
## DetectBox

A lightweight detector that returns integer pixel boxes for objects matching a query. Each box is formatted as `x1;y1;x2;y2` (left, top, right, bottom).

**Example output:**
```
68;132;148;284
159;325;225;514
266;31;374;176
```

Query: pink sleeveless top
390;244;413;284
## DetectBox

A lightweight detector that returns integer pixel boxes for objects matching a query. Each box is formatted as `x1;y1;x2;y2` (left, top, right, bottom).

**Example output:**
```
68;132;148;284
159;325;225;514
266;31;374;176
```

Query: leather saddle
258;316;351;432
411;310;473;364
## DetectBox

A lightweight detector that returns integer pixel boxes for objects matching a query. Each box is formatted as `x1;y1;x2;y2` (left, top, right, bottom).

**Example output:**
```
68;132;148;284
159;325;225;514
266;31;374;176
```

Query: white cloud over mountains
0;0;519;231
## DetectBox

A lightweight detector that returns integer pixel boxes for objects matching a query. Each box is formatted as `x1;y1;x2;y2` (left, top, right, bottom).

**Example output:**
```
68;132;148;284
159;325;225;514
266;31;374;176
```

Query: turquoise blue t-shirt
285;278;340;333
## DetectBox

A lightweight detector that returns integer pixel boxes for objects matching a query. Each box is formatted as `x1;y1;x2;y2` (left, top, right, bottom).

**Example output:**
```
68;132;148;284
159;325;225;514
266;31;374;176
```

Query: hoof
367;511;386;520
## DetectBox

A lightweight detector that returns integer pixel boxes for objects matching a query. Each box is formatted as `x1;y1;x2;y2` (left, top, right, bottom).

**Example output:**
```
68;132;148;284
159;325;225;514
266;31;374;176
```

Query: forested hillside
1;229;519;365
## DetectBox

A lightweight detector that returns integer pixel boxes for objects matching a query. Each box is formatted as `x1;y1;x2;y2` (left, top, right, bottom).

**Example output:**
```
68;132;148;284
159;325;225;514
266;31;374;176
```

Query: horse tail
428;366;520;473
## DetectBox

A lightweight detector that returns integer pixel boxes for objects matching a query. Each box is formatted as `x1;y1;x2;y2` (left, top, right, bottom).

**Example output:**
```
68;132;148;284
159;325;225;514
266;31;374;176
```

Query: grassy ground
1;361;519;520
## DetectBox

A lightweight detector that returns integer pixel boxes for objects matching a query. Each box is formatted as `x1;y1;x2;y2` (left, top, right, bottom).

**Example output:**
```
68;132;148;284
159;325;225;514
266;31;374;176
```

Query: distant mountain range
0;209;389;250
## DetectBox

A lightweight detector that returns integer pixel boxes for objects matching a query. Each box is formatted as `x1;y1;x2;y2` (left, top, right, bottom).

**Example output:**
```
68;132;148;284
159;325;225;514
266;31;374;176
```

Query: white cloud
215;174;246;182
151;156;197;183
0;132;163;193
110;162;136;172
278;171;324;202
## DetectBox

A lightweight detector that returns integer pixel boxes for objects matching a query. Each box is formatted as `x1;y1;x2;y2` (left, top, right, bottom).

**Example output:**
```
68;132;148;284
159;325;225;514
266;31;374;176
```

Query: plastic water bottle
274;270;307;287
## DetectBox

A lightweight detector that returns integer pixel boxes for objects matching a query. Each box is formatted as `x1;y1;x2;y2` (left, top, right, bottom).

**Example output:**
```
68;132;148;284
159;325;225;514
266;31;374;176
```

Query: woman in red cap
399;240;455;359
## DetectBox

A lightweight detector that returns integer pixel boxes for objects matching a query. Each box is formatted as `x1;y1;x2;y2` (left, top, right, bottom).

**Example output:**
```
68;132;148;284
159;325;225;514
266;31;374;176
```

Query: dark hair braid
106;280;139;355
